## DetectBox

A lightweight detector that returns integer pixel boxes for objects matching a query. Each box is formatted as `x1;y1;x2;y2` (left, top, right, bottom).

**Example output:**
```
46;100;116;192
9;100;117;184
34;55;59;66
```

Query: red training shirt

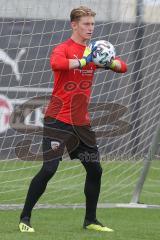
45;38;97;126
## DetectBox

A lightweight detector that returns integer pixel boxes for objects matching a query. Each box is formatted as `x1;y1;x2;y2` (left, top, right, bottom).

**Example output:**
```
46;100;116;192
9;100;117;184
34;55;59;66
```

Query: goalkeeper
19;5;127;233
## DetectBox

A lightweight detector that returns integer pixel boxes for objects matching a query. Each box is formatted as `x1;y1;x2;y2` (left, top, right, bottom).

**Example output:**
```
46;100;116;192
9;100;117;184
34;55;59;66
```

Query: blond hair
70;6;96;22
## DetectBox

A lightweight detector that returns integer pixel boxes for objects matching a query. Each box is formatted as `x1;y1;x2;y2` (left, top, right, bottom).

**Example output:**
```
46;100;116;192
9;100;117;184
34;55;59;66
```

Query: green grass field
1;208;160;240
0;160;160;204
0;160;160;239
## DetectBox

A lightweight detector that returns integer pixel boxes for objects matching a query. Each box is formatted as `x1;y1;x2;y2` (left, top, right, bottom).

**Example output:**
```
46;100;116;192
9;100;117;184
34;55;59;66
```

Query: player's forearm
51;56;69;70
51;46;92;70
51;57;80;70
109;57;127;73
69;59;80;69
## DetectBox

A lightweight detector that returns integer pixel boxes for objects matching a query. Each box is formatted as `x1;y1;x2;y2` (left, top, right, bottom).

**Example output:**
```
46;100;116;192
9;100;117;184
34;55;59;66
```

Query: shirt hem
45;114;90;126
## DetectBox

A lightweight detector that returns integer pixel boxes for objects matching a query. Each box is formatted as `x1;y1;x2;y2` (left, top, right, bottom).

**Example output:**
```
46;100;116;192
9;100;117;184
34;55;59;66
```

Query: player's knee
96;165;103;179
88;164;103;181
40;162;59;181
43;167;55;178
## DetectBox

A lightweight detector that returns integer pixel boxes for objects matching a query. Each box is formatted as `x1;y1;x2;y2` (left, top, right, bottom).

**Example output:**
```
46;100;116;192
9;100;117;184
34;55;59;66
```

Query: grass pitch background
0;160;159;205
0;160;160;239
1;208;160;240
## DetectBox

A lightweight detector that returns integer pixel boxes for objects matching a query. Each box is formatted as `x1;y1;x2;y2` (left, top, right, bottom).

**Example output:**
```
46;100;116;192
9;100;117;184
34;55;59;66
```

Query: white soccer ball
90;40;116;67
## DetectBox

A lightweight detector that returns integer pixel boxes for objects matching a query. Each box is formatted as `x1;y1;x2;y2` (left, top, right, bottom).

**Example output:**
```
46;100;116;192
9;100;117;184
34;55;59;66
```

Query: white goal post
0;0;160;208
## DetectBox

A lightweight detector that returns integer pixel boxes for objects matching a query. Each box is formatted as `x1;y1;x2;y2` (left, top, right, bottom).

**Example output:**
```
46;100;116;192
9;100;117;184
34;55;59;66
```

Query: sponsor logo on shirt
74;69;94;76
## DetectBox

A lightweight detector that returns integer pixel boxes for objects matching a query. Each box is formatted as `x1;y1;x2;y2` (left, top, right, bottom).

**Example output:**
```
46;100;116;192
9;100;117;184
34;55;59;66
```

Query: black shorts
43;117;100;162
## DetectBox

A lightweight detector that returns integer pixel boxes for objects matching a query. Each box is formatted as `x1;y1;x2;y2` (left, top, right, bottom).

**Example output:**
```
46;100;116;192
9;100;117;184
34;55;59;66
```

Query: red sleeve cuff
113;57;128;73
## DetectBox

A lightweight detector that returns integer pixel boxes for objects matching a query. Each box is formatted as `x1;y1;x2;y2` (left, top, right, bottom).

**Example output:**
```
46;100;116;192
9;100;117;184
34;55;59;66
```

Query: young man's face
71;16;95;41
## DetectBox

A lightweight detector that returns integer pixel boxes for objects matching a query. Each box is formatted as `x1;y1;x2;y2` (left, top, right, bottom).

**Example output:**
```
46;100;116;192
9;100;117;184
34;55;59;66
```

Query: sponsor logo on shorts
51;141;60;151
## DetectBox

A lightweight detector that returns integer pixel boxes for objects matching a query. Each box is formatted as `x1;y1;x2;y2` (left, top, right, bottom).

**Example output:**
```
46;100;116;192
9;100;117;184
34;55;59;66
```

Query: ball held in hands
89;40;116;67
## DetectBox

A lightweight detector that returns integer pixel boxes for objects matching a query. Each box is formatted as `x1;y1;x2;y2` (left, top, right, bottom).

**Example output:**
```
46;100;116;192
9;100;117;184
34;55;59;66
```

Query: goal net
0;0;160;208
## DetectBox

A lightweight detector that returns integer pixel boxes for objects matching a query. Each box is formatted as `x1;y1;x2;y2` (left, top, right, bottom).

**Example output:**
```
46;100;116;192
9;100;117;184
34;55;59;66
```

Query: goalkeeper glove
104;57;115;69
79;43;96;68
105;57;127;73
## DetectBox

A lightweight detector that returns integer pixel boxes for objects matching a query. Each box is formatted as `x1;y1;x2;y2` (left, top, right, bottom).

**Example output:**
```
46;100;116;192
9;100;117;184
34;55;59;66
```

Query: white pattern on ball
90;40;116;67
